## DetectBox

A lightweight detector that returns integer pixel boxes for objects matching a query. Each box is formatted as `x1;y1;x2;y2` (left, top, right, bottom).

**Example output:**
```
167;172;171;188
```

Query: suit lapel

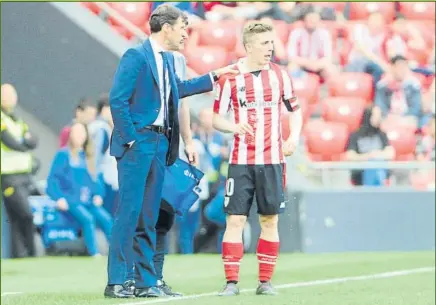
142;39;160;87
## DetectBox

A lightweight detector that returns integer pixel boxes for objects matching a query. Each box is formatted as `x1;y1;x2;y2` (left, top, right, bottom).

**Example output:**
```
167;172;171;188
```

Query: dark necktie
160;51;169;129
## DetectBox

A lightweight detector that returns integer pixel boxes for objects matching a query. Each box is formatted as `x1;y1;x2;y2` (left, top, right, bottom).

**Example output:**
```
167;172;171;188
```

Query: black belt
140;125;170;134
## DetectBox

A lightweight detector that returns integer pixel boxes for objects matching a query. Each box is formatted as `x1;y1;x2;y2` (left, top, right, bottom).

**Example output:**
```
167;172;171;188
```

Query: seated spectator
374;55;422;129
47;122;112;257
422;78;435;127
413;115;435;189
88;94;118;215
416;115;435;162
345;106;395;186
346;12;390;86
287;10;337;81
386;14;426;60
59;98;96;148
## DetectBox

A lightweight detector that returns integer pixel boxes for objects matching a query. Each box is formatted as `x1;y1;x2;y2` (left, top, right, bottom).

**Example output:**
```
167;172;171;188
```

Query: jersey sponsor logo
238;99;278;109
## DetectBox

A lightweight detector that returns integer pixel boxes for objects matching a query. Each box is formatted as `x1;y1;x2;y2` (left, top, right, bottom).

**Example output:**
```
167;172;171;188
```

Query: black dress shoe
159;281;183;297
134;286;168;298
124;280;135;294
104;284;135;298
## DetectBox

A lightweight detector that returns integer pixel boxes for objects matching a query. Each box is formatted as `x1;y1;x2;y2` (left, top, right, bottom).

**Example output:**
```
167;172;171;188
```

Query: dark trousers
127;207;175;282
1;173;36;258
107;133;169;288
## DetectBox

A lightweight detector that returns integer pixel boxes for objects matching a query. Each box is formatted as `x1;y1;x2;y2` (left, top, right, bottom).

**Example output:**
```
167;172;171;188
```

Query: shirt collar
149;36;165;54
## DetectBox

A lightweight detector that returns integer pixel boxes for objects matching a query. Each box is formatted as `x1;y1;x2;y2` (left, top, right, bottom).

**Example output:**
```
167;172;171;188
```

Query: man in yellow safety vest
1;83;38;258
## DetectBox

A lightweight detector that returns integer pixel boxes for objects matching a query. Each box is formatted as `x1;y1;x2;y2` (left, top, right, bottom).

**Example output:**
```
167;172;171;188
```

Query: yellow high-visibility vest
1;110;32;174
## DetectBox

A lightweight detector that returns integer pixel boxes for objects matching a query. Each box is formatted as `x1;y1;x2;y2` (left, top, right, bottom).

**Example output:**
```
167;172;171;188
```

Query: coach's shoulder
121;47;145;63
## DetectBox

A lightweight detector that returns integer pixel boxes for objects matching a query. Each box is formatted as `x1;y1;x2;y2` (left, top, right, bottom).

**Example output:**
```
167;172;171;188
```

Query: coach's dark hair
149;4;188;33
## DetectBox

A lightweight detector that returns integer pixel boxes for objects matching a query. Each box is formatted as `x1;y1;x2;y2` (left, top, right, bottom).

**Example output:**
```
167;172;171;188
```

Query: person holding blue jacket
46;122;113;257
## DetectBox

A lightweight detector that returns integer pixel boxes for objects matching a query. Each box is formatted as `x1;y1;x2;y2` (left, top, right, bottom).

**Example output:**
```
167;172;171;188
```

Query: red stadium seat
293;74;321;106
108;2;151;27
381;123;417;161
399;2;435;21
81;2;101;15
185;45;229;75
110;25;133;40
349;2;396;22
322;97;366;132
304;120;349;161
328;72;374;103
197;20;239;52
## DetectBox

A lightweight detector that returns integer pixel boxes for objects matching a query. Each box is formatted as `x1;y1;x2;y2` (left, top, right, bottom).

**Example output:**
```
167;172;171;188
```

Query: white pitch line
1;292;23;297
122;267;435;305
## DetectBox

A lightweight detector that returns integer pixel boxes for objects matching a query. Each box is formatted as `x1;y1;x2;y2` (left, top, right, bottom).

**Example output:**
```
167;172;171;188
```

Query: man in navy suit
104;4;237;299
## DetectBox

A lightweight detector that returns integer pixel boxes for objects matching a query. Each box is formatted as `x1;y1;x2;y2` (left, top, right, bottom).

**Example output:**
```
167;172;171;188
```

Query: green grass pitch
1;251;435;305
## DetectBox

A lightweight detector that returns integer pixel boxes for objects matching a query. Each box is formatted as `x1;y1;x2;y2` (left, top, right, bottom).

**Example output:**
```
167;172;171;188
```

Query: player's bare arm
180;98;198;165
212;113;254;135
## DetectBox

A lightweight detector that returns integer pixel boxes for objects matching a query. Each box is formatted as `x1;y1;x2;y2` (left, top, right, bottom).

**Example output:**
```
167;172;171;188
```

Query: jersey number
226;178;235;196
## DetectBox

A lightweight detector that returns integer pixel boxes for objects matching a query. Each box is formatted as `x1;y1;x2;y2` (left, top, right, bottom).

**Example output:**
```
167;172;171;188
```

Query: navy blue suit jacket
109;39;214;165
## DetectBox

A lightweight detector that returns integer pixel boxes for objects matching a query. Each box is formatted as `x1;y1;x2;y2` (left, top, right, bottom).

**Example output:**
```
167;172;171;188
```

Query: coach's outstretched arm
172;61;238;99
109;49;142;145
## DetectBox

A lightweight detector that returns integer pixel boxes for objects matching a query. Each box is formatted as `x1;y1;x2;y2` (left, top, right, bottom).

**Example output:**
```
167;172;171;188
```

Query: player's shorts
224;164;286;216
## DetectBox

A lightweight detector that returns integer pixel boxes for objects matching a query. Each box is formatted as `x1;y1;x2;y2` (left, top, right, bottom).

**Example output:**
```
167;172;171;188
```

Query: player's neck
245;57;266;72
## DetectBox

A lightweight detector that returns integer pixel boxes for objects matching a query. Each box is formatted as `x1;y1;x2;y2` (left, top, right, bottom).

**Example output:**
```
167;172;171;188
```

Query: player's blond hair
242;22;273;47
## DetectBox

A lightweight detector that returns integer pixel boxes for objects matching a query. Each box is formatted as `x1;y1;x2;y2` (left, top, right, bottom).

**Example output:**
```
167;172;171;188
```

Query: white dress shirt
149;37;171;127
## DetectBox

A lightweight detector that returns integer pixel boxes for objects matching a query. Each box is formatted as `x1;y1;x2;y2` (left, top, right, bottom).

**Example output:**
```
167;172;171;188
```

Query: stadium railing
305;160;435;188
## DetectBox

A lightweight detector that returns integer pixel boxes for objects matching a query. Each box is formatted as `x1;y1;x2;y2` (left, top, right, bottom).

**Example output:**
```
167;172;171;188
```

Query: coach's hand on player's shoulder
233;122;254;136
283;140;297;157
214;65;239;78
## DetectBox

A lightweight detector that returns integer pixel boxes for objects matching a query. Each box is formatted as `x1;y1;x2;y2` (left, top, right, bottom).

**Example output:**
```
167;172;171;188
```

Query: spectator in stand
345;106;395;186
287;10;337;81
87;94;118;215
416;115;435;162
47;122;112;257
422;78;435;127
59;98;96;147
374;55;422;129
346;12;390;86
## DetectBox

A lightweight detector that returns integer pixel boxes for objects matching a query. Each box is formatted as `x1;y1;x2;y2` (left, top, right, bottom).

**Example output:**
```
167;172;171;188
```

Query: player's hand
233;122;254;136
283;139;297;157
214;65;239;78
57;198;69;211
93;195;104;207
184;142;199;167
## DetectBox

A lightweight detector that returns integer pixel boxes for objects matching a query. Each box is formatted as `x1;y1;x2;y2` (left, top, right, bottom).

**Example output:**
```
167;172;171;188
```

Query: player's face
392;60;409;81
164;17;188;51
249;32;274;66
304;12;320;31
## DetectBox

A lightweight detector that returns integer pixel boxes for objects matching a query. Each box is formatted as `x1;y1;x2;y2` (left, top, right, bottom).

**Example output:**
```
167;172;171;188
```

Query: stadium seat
304;120;349;161
108;2;151;27
407;21;436;48
399;2;435;21
110;25;133;40
81;2;101;15
328;72;374;103
293;73;320;106
197;20;239;52
381;114;418;134
322;97;366;132
382;123;417;161
184;45;229;75
349;2;396;22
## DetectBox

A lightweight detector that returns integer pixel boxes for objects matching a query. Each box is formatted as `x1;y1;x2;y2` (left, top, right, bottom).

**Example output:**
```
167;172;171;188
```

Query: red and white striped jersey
213;60;299;165
287;27;333;60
